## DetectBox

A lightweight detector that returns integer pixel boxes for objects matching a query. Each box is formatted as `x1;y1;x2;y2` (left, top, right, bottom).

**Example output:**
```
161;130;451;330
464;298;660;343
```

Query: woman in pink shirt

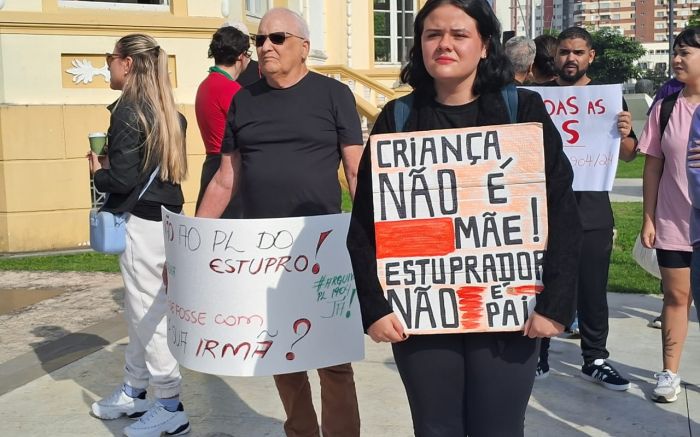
638;26;700;404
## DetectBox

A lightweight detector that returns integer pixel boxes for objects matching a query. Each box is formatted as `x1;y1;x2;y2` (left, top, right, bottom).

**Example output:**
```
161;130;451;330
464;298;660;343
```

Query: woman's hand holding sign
368;313;408;343
523;311;564;338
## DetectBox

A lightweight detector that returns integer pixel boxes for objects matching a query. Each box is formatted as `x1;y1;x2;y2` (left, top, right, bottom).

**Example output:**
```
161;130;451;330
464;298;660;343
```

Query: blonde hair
115;33;187;183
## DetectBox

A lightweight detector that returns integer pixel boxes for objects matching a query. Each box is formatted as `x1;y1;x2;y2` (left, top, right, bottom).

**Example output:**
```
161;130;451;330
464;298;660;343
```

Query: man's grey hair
505;36;536;74
262;8;310;40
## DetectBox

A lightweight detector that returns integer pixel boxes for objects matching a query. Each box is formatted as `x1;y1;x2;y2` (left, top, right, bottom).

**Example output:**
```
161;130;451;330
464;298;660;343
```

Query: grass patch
0;190;355;273
615;154;644;178
341;189;352;212
0;252;120;273
609;201;659;294
0;200;661;297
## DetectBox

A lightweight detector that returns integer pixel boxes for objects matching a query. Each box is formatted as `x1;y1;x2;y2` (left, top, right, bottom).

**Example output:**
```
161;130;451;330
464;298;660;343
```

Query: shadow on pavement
530;337;694;437
29;323;283;435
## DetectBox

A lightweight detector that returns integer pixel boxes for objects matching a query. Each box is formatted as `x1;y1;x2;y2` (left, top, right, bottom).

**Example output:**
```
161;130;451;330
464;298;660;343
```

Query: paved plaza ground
1;179;698;436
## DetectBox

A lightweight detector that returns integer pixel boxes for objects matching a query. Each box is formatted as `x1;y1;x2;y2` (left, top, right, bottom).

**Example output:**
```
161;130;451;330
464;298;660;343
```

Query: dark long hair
399;0;512;97
533;34;557;81
673;26;700;50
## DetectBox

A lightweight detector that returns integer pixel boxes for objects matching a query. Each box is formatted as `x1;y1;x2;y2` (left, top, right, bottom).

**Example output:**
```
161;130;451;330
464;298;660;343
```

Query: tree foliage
587;28;646;84
541;28;559;37
689;9;700;27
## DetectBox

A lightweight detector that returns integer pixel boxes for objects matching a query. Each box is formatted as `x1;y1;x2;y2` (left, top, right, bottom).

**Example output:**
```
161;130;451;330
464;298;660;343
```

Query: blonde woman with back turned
87;33;190;437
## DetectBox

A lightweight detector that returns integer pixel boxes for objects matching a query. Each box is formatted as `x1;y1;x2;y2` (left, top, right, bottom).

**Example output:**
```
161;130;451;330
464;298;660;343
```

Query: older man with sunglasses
197;7;363;437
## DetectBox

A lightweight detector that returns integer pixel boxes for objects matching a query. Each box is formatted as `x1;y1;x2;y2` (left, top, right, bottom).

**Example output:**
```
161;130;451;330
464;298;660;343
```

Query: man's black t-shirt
221;71;363;218
543;79;637;230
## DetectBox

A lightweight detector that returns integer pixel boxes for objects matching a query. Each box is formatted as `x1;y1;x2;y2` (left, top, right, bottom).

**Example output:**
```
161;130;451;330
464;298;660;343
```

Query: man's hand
617;111;638;162
617;111;632;138
367;313;408;343
523;312;564;338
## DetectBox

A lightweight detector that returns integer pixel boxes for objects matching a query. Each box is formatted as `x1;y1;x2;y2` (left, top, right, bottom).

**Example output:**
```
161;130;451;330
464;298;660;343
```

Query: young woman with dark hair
347;0;581;435
639;26;700;403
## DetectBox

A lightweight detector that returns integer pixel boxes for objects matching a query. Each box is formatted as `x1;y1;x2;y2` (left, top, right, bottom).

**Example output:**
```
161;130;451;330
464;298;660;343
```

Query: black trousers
196;154;243;219
577;227;613;362
392;332;538;437
539;227;612;364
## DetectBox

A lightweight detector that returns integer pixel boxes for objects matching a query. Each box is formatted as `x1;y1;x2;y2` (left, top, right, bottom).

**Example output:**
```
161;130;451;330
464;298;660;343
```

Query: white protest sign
162;210;364;376
524;84;622;191
370;123;548;334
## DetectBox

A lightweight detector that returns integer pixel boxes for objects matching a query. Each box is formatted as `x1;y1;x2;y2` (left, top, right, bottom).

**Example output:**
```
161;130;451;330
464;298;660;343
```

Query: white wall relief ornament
66;59;110;84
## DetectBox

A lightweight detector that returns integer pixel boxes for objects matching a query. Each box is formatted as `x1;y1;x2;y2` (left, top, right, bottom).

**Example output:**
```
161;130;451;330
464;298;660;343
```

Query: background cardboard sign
525;84;623;191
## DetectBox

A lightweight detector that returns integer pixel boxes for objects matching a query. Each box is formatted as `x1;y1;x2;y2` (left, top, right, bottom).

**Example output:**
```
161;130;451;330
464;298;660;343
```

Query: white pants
119;213;181;399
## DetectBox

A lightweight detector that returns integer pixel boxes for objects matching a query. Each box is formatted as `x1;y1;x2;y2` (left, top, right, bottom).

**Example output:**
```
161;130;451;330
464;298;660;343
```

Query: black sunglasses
105;52;123;64
252;32;305;48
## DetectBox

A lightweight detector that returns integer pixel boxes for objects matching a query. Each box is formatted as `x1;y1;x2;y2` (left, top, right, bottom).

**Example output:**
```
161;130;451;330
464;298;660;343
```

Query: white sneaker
123;402;190;437
652;370;681;403
92;386;152;420
647;316;662;329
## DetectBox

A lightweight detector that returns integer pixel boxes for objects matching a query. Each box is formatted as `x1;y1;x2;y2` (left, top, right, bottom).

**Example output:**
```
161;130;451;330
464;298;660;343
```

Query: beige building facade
0;0;422;252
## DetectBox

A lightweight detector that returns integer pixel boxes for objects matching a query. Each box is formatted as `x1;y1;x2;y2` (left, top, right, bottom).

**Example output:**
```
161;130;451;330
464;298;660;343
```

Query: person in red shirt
195;25;251;217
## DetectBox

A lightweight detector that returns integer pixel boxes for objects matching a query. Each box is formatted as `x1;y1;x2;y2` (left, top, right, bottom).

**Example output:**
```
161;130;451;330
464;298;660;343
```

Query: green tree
588;28;646;84
689;9;700;27
541;28;559;37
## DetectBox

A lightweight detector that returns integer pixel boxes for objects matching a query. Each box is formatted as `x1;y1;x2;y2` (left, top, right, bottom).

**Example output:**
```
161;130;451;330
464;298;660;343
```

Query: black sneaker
535;359;550;380
581;359;630;391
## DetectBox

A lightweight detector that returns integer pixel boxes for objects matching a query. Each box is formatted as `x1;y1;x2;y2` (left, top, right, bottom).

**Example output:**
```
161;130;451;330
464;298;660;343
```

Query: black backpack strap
501;83;518;123
393;93;414;133
394;87;517;131
659;91;681;139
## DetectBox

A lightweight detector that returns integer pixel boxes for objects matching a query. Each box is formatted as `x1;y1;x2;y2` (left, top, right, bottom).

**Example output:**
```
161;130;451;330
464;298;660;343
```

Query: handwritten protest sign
370;123;548;334
525;84;622;191
162;210;364;376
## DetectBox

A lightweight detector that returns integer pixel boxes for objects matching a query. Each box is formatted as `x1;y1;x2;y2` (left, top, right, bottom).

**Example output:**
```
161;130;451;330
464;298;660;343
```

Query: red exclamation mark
312;230;332;274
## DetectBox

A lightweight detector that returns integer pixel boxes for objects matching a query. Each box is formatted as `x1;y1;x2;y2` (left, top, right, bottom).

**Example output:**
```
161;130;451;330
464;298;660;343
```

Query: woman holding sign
86;34;190;437
347;0;582;435
638;26;700;404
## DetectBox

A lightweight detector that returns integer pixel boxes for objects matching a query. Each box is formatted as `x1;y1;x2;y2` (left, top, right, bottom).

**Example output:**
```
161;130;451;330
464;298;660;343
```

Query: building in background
0;0;421;252
495;0;699;85
493;0;537;38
